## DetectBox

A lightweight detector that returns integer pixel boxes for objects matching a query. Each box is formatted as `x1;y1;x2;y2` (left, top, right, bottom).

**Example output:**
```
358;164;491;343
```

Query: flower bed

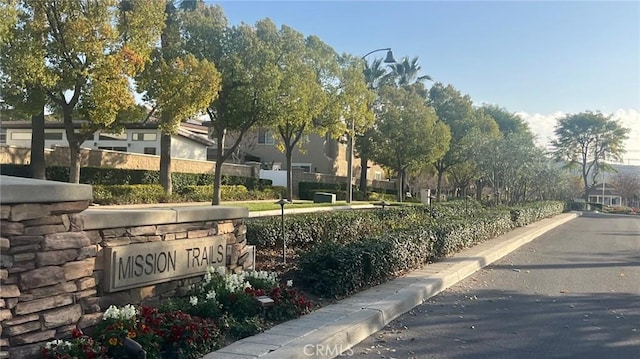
40;269;312;359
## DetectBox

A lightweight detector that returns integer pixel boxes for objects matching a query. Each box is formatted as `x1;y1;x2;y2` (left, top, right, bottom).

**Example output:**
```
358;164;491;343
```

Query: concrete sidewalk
205;212;581;359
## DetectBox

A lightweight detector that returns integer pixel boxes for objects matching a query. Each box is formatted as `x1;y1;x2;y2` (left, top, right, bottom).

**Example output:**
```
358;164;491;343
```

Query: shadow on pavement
354;290;640;358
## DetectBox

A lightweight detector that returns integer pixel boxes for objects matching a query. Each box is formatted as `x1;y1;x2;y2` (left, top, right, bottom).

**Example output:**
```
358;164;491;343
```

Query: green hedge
92;184;284;205
246;206;435;250
293;201;564;297
92;185;170;204
0;164;272;190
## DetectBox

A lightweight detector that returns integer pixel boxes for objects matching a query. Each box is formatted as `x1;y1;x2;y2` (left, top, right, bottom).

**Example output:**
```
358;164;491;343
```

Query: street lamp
275;198;289;264
346;48;395;204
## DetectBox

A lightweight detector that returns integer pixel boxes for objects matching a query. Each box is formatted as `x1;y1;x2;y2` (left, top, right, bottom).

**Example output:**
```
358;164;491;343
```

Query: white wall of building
2;128;208;161
259;169;287;186
171;135;206;160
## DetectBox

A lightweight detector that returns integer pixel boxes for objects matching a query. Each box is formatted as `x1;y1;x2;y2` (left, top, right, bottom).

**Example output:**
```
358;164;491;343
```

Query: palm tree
384;56;432;87
356;58;389;192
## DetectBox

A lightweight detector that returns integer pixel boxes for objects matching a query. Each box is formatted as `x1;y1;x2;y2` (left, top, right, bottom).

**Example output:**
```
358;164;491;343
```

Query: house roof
0;120;161;130
0;120;214;147
586;183;620;196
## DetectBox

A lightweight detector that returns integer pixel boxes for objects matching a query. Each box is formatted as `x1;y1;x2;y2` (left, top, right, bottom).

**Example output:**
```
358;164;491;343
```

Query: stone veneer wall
0;176;252;358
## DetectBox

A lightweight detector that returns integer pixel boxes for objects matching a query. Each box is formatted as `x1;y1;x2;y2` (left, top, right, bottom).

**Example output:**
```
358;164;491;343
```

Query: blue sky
214;1;640;164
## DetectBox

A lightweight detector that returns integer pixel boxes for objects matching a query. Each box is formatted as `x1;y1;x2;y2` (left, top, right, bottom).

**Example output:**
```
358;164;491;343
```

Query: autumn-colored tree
136;1;220;195
1;0;165;183
0;2;52;179
179;5;285;204
612;171;640;207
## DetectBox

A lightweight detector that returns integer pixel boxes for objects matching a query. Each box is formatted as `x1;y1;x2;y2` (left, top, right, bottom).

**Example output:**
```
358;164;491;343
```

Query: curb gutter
205;212;581;359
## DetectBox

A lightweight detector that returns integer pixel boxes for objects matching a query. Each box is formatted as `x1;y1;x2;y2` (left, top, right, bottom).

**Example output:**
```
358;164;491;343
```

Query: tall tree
370;85;450;202
356;57;389;192
136;1;220;195
552;111;630;203
612;172;640;207
428;83;500;200
3;0;165;183
0;2;50;179
180;6;284;204
481;104;531;137
384;56;432;87
473;132;539;205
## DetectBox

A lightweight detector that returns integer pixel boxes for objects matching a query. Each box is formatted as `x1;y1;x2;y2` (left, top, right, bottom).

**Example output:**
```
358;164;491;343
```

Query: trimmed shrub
295;201;564;297
0;164;272;190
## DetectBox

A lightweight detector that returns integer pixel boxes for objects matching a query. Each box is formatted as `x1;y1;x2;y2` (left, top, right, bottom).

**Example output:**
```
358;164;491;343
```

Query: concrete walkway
204;212;581;359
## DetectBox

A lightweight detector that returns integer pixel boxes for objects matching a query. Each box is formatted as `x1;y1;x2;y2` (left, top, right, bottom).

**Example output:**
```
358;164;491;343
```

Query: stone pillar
0;176;93;358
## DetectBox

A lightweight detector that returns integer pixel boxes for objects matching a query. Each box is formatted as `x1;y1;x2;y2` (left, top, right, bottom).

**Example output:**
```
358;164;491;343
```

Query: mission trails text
104;236;227;292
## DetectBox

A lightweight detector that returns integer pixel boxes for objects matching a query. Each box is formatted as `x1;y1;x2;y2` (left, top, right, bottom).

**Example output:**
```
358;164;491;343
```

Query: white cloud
516;109;640;166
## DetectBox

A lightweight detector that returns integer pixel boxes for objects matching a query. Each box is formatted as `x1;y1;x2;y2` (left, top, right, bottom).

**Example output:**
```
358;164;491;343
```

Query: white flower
215;266;227;276
44;339;68;350
120;304;138;320
203;272;212;284
206;290;216;300
103;304;138;321
287;280;294;287
102;305;120;320
189;296;198;306
243;281;252;290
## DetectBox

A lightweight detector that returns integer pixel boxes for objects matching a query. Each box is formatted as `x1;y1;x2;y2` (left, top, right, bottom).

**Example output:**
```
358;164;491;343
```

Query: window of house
98;146;127;152
132;132;157;141
143;147;156;155
10;131;31;140
292;163;312;172
257;128;275;145
374;171;383;181
206;147;216;161
0;129;6;144
44;132;63;140
98;132;127;141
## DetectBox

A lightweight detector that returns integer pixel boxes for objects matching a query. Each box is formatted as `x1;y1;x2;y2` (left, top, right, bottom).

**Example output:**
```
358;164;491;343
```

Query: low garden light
275;198;289;264
375;200;390;210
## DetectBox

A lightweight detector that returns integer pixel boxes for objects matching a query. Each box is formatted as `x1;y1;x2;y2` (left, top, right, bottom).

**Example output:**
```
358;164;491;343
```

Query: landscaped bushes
92;184;170;204
0;164;272;189
292;201;564;297
92;184;285;205
246;207;435;250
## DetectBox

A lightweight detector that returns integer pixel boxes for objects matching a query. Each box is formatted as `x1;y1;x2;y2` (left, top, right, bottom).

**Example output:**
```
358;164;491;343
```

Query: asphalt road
348;212;640;359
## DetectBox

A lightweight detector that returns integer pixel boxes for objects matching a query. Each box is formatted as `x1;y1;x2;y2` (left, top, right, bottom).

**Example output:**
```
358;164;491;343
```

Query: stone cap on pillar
0;175;93;204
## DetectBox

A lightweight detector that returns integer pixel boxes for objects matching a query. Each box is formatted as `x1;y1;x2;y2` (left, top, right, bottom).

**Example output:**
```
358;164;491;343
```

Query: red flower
72;328;83;339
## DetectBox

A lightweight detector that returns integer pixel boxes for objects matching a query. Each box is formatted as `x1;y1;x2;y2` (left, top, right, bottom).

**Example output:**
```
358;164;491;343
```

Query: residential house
0;120;214;161
586;183;622;206
0;120;387;181
235;127;385;180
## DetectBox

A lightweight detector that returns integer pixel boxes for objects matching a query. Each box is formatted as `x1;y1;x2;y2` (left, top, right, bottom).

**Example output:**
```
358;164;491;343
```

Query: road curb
205;212;581;359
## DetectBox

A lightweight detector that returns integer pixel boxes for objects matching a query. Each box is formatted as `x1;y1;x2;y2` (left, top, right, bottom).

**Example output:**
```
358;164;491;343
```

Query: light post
346;48;395;204
275;198;289;264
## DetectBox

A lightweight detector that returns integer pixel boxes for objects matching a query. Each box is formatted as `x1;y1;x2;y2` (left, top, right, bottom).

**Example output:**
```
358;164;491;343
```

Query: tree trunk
436;168;444;202
285;147;293;201
359;156;368;193
212;129;226;205
396;166;404;202
30;110;46;179
68;143;81;183
160;133;172;195
212;160;224;205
